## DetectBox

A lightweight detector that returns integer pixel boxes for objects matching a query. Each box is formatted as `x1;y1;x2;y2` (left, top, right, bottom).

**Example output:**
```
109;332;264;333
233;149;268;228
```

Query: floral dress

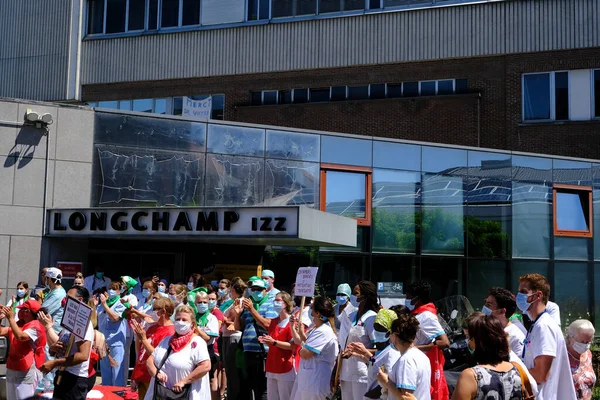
472;365;523;400
569;350;597;400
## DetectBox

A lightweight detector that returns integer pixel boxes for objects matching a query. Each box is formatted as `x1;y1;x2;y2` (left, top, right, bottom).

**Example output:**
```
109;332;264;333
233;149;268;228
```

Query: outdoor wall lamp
25;109;53;131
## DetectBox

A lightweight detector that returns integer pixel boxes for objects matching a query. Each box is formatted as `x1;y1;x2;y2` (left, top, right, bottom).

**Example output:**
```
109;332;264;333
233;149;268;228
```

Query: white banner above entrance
46;206;358;247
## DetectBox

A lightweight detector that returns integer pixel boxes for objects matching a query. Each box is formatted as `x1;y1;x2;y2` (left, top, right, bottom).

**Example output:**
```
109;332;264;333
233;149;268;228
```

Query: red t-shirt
211;308;224;355
131;324;176;383
265;318;295;374
88;350;99;378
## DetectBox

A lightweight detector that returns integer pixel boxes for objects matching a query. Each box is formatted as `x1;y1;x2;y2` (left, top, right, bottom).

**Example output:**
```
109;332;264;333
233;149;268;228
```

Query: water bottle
43;376;52;392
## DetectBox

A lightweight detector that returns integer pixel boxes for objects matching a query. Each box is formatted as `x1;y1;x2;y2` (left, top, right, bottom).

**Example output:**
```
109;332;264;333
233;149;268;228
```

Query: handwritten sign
294;267;318;297
60;296;92;340
182;96;212;120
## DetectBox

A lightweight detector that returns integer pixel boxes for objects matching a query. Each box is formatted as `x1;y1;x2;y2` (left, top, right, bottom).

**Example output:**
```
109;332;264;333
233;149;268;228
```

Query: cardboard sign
182;96;212;120
294;267;318;297
57;262;82;279
60;296;92;340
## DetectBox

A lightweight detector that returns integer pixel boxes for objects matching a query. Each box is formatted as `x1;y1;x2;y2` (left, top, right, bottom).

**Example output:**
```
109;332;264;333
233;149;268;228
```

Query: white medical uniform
293;323;339;400
414;311;445;345
545;301;561;326
509;350;538;396
389;346;431;400
504;323;526;360
340;310;377;400
523;312;576;400
364;344;401;400
198;312;219;346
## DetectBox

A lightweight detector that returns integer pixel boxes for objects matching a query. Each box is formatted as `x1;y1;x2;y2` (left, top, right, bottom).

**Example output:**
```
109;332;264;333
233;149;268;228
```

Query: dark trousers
244;352;267;400
53;371;90;400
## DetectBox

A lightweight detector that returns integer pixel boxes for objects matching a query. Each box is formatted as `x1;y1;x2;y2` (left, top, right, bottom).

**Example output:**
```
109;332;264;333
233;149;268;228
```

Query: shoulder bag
153;344;192;400
511;362;536;400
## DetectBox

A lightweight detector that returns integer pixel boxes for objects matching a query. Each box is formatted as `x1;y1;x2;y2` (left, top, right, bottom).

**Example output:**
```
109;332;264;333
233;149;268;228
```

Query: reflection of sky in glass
523;74;550;120
373;141;420;171
422;146;467;173
556;193;588;231
326;172;364;203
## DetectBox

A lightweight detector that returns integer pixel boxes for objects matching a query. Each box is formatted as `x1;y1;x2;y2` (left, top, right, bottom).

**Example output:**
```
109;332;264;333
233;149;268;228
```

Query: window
319;0;363;13
249;0;271;19
87;0;105;34
133;99;153;113
402;82;418;97
92;95;224;120
310;88;330;103
182;0;201;25
370;84;386;99
553;184;593;237
420;81;436;96
88;0;147;34
347;86;369;100
594;70;600;118
320;164;372;226
455;78;468;94
279;90;292;104
250;92;262;106
331;87;346;101
522;72;570;122
437;80;454;95
161;0;180;27
263;91;278;105
387;84;402;98
293;89;308;104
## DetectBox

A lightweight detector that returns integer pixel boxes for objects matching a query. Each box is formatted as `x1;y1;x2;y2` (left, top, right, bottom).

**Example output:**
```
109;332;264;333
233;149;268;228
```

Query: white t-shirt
545;301;561;326
365;344;401;399
415;311;445;345
513;319;527;335
144;335;211;400
390;346;431;400
509;350;538;396
56;322;95;377
523;312;576;400
198;312;219;346
505;323;525;359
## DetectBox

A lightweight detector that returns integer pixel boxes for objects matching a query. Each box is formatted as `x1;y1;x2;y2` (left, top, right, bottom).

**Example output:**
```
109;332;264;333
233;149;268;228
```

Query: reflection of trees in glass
561;297;592;331
422;208;463;253
466;216;511;258
372;209;416;252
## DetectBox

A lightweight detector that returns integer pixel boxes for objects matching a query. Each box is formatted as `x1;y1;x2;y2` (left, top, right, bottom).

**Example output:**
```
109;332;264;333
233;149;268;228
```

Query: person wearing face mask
257;291;297;400
334;283;355;347
6;281;30;323
33;268;49;302
235;278;278;400
517;273;576;400
566;319;596;400
97;281;128;386
217;279;231;309
291;296;339;400
404;280;450;400
339;281;380;400
206;288;225;400
482;287;526;360
188;273;203;291
130;297;175;400
346;308;402;400
132;281;159;327
157;279;169;298
84;265;111;294
119;275;140;384
169;284;189;316
261;270;280;302
195;291;220;400
144;305;212;400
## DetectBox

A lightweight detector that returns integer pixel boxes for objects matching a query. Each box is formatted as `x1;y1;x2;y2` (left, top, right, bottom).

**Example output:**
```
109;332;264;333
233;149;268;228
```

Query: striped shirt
241;300;278;352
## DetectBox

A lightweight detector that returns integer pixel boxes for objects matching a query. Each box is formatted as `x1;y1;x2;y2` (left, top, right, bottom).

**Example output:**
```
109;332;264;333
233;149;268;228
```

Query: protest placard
60;296;92;340
294;267;318;297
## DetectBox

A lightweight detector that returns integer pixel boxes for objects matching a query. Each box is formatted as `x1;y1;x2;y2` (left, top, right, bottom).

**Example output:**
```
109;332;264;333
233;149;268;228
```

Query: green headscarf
374;309;398;332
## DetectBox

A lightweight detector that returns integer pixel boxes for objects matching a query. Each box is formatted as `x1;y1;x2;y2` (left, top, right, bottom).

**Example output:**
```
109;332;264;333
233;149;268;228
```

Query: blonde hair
87;298;98;329
567;319;595;338
173;284;188;303
174;305;197;329
196;291;209;302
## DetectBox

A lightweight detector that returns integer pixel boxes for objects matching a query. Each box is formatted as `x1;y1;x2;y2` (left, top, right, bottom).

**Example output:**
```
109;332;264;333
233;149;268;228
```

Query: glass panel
372;169;419;253
266;130;320;162
555;262;591;326
595;263;600;329
553;159;592;186
148;0;158;29
420;257;462;301
512;155;552;183
259;0;271;18
595;70;600;118
554;71;569;121
370;84;386;99
293;89;308;104
279;90;292;104
403;82;418;97
128;0;146;30
132;98;153;113
387;84;402;98
205;154;264;206
318;254;369;296
94;112;207;152
88;0;105;34
271;0;292;17
438;80;454;95
325;171;366;218
422;146;467;173
310;88;330;103
118;100;132;111
371;255;418;285
98;100;118;109
455;79;468;94
467;151;512;258
331;86;346;101
210;95;224;120
319;0;341;13
173;97;183;115
523;73;551;120
420;81;436;96
556;191;590;231
250;92;262;105
373;141;420;171
95;146;205;207
321;135;372;166
263;91;278;105
384;0;431;7
344;0;363;10
105;0;126;33
154;99;167;114
182;0;200;25
594;164;600;260
161;0;180;27
296;0;316;15
347;86;369;100
264;160;319;207
467;260;507;312
512;182;551;258
207;124;265;157
555;237;591;261
510;260;549;292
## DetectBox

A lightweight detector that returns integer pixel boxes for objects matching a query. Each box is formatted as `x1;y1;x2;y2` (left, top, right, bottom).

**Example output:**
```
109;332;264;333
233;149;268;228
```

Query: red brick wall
82;47;600;160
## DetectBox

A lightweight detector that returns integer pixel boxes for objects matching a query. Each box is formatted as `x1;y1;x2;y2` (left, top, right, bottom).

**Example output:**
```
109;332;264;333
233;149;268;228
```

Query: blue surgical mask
251;291;265;302
516;293;532;313
95;272;104;279
142;289;151;298
16;289;25;298
187;282;195;291
208;300;217;310
406;302;415;311
197;303;209;313
373;330;388;343
349;295;360;308
108;289;117;298
273;301;284;313
218;289;227;297
336;296;348;305
148;310;159;321
481;305;492;316
158;286;166;293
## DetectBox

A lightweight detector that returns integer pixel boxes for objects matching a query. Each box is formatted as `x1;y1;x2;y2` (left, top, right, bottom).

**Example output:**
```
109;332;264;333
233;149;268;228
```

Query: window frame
593;69;600;120
87;0;147;36
552;184;593;238
319;163;372;226
522;71;570;123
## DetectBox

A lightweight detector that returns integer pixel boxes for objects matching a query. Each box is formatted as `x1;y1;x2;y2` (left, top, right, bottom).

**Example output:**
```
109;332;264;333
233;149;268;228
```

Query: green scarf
219;299;234;313
106;295;120;308
187;287;208;324
197;311;210;327
251;294;268;312
12;295;28;312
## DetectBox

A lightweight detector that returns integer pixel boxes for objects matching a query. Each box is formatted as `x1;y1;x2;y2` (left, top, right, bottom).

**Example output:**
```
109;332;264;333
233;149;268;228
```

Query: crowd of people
0;266;597;400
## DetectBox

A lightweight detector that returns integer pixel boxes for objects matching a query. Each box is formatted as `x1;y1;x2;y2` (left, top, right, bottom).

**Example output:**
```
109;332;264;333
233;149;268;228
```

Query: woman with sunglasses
130;297;175;400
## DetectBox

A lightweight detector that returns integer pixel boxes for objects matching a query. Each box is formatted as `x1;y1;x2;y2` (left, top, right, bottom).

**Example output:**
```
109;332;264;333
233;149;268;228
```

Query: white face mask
174;321;192;335
572;341;591;354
